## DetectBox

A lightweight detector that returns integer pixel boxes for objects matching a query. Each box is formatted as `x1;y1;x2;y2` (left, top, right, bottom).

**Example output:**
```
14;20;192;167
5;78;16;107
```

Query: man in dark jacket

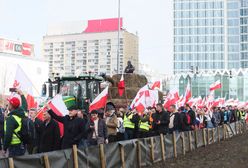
87;110;108;146
0;107;4;151
185;104;196;130
39;111;60;153
152;103;170;135
4;90;27;157
46;105;86;149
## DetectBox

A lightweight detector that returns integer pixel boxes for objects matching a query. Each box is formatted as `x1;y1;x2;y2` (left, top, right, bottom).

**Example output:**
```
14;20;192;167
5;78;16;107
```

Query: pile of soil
148;132;248;168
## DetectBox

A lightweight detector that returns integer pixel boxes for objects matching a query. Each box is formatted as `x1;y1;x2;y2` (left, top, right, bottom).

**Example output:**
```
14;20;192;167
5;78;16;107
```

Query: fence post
119;145;126;168
235;121;237;135
202;128;206;147
150;137;155;163
8;158;14;168
223;125;226;140
72;145;79;168
217;126;220;142
44;154;50;168
172;131;177;158
194;129;198;148
181;132;186;155
160;134;166;161
207;129;210;145
136;140;141;168
188;131;192;151
212;128;215;143
99;144;106;168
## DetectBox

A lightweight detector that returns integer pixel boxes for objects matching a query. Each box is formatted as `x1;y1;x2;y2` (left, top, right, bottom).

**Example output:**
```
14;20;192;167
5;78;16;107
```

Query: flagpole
117;0;121;74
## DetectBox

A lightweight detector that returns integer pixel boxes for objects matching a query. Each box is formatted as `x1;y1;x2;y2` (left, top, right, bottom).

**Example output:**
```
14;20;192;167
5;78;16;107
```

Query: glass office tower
173;0;248;74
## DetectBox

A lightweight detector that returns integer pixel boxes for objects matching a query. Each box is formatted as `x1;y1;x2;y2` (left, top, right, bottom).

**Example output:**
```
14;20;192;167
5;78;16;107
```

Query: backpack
185;113;191;125
14;116;36;145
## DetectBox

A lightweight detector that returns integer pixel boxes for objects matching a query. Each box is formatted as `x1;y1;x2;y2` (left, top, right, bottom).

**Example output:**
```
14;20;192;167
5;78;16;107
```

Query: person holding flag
46;104;86;149
3;89;27;157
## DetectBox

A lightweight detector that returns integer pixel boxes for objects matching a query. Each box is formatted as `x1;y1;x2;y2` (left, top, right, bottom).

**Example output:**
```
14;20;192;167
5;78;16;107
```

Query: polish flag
134;90;159;114
89;86;109;112
13;65;37;110
118;74;125;97
163;89;180;110
48;94;68;137
130;85;149;109
184;82;192;104
151;81;161;90
209;80;222;91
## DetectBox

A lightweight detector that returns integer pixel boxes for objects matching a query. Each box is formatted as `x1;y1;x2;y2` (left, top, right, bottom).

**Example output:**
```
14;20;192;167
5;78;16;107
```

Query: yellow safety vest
139;121;150;131
240;111;246;120
4;115;22;145
123;114;135;129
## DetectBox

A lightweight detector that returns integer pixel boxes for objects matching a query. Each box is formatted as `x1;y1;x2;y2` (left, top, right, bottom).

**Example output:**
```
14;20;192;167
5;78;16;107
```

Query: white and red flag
163;89;180;110
134;89;159;115
13;65;37;110
89;86;109;112
184;81;191;104
118;74;125;97
151;81;161;90
36;94;68;137
209;80;222;91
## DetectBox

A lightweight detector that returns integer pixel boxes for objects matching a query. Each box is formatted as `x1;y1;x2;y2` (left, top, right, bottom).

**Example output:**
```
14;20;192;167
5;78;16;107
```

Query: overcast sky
0;0;173;75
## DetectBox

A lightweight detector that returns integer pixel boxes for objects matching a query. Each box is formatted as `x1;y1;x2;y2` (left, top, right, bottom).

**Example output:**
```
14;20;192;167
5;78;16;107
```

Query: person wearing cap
46;105;86;149
4;89;27;157
105;104;118;143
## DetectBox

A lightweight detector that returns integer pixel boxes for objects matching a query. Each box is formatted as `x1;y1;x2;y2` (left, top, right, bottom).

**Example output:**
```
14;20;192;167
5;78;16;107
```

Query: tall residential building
173;0;248;74
43;18;139;77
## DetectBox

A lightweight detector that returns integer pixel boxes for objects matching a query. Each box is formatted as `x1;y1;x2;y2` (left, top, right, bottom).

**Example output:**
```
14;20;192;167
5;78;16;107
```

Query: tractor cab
42;74;104;112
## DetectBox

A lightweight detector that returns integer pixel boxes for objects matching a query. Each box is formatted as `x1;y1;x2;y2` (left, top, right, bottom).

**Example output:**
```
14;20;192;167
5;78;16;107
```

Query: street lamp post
117;0;121;74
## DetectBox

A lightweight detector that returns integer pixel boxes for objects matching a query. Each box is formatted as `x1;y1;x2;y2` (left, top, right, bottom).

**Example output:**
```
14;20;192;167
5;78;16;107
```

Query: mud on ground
148;132;248;168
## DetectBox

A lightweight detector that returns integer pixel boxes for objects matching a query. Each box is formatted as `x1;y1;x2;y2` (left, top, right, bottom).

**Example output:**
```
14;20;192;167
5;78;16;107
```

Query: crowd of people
0;89;247;158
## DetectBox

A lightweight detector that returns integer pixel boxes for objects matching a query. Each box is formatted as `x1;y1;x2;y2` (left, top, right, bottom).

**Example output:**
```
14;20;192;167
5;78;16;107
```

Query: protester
116;110;125;141
87;110;108;146
123;109;135;140
77;110;89;148
3;89;27;157
152;103;170;135
27;108;43;154
138;111;150;138
0;107;4;151
46;105;86;149
39;111;60;153
168;105;180;133
105;105;118;143
185;104;196;130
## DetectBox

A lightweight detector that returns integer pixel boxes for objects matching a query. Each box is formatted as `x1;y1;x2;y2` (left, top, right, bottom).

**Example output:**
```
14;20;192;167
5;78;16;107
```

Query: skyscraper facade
173;0;248;74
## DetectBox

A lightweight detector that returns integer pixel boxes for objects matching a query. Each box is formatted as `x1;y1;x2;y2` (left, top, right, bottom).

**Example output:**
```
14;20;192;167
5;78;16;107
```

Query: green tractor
42;74;104;113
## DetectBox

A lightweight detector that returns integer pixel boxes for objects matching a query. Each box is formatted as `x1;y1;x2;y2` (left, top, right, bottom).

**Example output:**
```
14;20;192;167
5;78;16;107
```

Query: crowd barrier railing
0;120;247;168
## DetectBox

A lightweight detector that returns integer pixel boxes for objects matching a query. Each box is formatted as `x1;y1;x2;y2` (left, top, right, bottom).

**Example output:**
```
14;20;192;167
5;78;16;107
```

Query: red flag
209;80;222;91
89;86;109;112
151;81;161;90
118;74;125;96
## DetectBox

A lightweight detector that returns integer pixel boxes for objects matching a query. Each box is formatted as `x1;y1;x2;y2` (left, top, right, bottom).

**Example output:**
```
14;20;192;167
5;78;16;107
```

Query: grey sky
0;0;173;75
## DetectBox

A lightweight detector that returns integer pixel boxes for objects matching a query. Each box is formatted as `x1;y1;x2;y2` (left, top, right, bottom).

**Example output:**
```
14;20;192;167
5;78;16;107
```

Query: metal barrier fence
0;121;247;168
